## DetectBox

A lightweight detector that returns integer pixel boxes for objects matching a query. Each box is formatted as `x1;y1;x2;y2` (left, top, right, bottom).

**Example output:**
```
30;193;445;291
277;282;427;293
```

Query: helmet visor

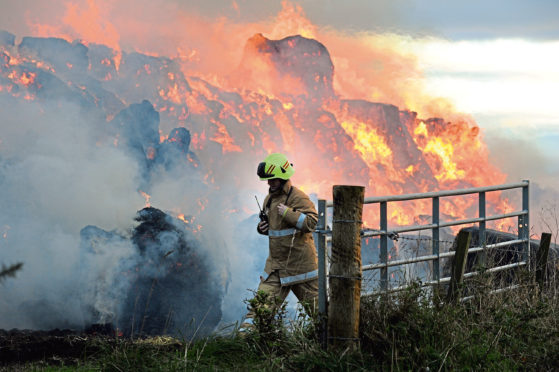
257;162;275;179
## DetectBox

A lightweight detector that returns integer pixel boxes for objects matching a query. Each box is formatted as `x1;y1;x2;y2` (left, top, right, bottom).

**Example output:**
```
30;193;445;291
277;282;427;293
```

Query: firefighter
240;153;319;331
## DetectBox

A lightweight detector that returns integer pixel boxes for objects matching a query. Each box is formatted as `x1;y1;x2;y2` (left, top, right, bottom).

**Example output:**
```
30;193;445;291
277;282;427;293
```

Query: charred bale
118;207;223;338
0;30;15;47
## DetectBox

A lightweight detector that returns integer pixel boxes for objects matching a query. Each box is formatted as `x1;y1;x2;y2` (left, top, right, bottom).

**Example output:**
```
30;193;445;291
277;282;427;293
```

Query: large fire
0;1;529;336
0;1;513;232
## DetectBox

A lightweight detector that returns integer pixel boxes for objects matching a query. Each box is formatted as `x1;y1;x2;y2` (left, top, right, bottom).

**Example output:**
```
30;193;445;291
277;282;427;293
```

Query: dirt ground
0;327;112;367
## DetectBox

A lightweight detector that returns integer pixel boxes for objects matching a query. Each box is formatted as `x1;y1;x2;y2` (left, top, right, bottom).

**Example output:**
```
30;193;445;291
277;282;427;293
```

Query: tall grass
360;270;559;370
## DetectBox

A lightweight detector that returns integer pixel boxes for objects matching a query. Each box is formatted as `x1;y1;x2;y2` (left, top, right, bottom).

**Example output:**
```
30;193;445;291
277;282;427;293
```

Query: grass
3;268;559;371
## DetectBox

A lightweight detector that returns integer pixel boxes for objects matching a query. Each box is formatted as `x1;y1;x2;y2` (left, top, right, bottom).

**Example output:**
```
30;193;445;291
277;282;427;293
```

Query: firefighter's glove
277;203;289;218
257;221;269;235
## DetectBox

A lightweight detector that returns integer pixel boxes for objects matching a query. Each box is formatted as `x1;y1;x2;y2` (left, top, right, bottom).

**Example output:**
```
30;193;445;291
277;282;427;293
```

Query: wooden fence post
328;185;364;350
536;232;552;291
446;230;471;303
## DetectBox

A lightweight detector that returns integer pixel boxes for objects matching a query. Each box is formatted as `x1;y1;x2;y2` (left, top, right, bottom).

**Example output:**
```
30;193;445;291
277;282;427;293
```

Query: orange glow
390;205;414;226
197;198;207;212
139;190;151;208
269;1;317;40
5;0;515;232
158;83;185;105
146;147;156;160
20;72;36;86
8;57;22;66
340;121;392;166
113;52;121;71
210;120;242;153
414;121;428;137
422;137;465;182
63;0;121;54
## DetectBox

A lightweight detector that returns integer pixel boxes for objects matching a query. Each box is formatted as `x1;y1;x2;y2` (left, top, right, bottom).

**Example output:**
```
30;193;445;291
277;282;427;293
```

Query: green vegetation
3;270;559;371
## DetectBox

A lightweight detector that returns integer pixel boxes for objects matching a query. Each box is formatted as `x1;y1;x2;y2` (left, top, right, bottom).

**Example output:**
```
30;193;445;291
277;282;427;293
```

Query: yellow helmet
257;153;295;180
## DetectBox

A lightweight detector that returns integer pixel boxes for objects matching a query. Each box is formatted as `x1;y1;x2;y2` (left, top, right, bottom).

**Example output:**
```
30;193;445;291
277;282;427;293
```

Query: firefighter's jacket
258;179;318;285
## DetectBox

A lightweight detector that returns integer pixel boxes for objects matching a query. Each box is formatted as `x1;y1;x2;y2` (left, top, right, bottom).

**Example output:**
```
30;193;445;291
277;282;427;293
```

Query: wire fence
323;233;555;297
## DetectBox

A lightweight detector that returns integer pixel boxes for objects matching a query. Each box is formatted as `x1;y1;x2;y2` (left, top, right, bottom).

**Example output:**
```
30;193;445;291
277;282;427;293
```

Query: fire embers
106;100;200;184
80;207;225;338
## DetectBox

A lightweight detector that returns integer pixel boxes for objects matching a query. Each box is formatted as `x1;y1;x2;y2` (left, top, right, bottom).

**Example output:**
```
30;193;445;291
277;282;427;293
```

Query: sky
182;0;559;40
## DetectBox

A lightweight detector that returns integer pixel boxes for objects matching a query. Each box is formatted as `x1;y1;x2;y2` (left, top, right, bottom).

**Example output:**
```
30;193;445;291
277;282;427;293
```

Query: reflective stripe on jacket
258;180;318;285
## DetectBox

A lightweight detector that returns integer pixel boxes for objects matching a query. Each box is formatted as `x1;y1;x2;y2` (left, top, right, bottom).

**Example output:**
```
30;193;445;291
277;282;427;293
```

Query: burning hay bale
80;207;226;339
236;33;334;101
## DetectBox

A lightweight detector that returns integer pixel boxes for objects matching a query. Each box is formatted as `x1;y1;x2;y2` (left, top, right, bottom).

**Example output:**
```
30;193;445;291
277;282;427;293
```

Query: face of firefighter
268;178;282;192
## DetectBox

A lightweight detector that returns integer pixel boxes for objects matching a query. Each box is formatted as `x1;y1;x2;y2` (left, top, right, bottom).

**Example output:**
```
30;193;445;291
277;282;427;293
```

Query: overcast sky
2;0;558;40
168;0;559;40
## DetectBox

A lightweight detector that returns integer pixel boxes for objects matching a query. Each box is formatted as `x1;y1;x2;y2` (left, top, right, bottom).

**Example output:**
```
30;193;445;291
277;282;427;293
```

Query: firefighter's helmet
257;153;294;180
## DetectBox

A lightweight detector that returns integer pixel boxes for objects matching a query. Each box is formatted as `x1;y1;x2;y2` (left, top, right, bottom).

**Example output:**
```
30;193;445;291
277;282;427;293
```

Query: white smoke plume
0;33;267;332
0;97;143;329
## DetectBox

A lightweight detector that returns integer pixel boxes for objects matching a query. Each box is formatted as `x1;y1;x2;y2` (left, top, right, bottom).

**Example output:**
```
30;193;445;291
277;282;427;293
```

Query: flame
113;51;121;72
421;137;465;182
139;190;151;208
210;120;242;153
158;83;184;105
176;213;202;233
340;121;393;166
146;147;156;160
7;70;37;87
269;1;317;40
414;121;428;137
4;0;516;233
63;0;121;54
20;72;36;86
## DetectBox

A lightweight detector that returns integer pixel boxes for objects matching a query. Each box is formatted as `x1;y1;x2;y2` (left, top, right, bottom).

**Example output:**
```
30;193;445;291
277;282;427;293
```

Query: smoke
485;127;559;236
0;29;270;330
0;94;143;329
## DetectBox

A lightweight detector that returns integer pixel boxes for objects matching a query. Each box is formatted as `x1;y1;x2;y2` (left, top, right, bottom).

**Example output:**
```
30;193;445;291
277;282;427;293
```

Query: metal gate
313;180;530;316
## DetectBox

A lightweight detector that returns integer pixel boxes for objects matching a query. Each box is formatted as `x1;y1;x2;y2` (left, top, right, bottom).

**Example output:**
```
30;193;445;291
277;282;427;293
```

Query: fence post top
332;185;366;190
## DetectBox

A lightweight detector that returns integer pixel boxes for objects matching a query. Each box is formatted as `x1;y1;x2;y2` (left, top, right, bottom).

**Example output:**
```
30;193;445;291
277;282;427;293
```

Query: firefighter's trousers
242;270;318;327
